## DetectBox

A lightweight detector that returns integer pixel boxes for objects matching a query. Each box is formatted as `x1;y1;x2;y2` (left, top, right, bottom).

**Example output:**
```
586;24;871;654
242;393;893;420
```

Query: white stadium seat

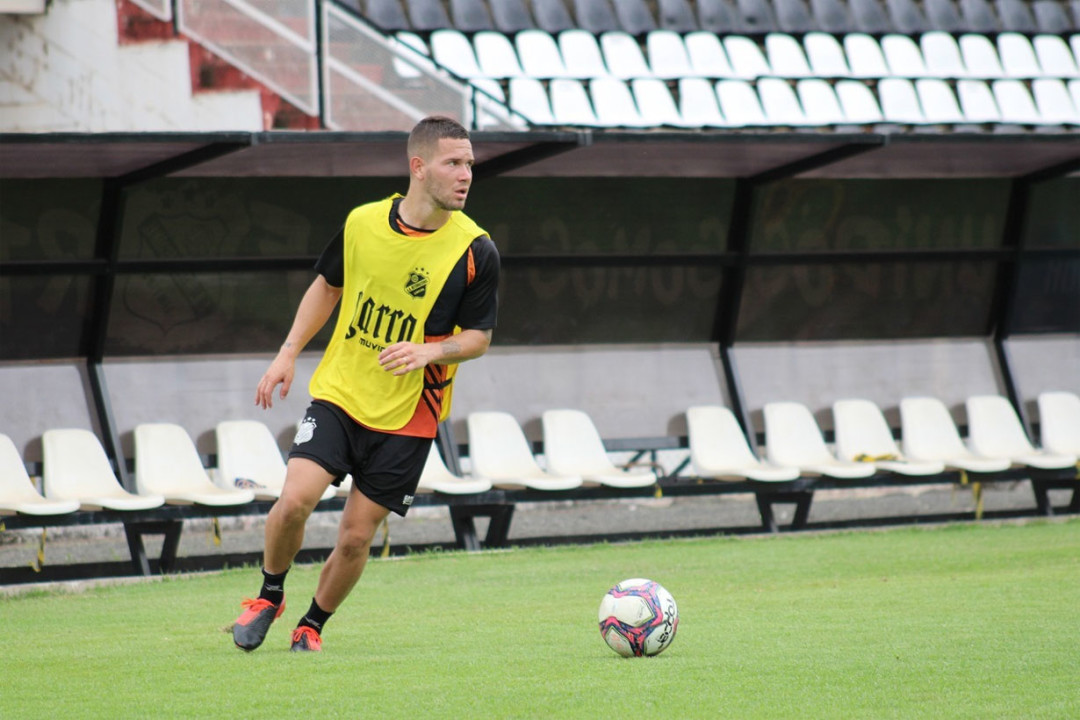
966;395;1077;469
135;423;255;506
1037;391;1080;457
832;399;945;476
917;78;966;124
764;402;877;479
466;411;583;491
878;77;928;124
646;29;694;79
881;34;930;78
633;77;698;127
715;79;769;126
724;35;772;79
43;428;165;511
921;31;968;78
516;29;571;78
473;30;526;78
551;78;602;125
559;29;610;79
590;77;650;126
797;79;847;125
684;31;734;77
758;77;816;126
542;409;658;488
993;79;1047;124
417;444;492;494
804;32;851;77
1032;78;1080;125
844;33;890;78
957;79;1002;123
216;420;335;501
1033;35;1080;78
765;33;813;78
600;31;654;79
960;34;1006;78
899;397;1011;472
678;77;729;127
430;29;484;79
0;433;80;516
509;77;558;124
835;79;885;123
998;32;1045;78
686;405;799;482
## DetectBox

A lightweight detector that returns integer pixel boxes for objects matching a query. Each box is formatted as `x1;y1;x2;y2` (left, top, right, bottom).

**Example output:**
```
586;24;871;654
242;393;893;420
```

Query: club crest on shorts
406;267;429;298
294;416;316;445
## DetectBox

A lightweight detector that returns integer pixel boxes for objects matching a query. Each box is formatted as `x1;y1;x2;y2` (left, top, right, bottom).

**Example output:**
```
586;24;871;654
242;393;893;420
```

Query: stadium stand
490;0;537;31
658;0;700;31
531;0;577;32
451;0;496;30
573;0;622;32
612;0;659;34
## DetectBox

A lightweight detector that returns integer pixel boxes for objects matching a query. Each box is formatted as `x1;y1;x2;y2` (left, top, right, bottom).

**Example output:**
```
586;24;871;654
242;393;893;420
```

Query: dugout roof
3;131;1080;180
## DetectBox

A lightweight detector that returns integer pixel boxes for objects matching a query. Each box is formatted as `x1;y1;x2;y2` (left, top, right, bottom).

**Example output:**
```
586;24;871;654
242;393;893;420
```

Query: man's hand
255;352;297;409
378;341;440;376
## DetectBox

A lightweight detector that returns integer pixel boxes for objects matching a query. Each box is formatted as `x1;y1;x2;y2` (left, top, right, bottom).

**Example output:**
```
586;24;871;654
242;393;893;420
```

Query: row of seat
420;28;1080;81
487;75;1080;129
4;391;1076;515
353;0;1080;36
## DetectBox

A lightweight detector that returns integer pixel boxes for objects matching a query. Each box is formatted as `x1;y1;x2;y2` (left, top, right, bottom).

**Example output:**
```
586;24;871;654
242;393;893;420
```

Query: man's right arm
255;274;343;409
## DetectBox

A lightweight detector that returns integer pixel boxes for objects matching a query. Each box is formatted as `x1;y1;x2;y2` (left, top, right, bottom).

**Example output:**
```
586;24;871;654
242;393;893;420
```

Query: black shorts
289;400;432;516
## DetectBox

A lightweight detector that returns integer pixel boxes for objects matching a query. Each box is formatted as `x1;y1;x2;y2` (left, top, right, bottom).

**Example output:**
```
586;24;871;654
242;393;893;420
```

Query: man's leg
233;457;334;651
289;488;390;652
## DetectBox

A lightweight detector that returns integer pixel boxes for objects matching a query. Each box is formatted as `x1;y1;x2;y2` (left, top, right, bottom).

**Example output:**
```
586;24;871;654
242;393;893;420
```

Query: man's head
407;116;474;213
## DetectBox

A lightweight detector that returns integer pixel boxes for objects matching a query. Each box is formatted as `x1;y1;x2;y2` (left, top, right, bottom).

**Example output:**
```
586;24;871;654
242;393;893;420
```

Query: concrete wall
1005;334;1080;428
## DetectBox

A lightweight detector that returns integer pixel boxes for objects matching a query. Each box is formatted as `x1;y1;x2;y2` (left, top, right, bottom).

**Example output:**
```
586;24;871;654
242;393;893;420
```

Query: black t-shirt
315;198;499;336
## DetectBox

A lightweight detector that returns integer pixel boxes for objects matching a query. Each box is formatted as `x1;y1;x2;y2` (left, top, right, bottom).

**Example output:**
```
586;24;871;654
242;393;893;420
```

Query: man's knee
338;521;379;558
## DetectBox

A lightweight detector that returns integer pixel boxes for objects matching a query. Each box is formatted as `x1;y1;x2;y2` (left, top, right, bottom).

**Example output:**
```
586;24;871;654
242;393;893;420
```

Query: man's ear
409;155;425;179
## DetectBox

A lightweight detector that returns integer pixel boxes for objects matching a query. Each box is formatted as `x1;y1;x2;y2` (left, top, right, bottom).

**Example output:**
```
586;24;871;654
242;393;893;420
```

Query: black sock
298;597;333;634
259;567;288;606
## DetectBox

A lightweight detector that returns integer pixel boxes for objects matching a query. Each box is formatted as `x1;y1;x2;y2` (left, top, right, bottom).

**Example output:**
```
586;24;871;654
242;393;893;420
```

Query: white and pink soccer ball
598;578;679;657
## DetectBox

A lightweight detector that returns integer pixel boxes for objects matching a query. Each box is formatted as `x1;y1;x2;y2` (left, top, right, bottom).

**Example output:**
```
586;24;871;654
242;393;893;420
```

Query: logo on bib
405;267;429;298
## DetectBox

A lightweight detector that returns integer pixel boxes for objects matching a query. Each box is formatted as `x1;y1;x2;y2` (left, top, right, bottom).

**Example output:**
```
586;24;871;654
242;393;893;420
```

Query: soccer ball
598;578;679;657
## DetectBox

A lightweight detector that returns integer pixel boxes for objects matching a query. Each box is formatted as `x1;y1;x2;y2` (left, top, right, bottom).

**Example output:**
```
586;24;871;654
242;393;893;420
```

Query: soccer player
232;116;499;652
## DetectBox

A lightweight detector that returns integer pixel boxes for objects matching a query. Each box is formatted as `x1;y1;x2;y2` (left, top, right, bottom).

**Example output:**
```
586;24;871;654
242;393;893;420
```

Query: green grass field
3;518;1079;719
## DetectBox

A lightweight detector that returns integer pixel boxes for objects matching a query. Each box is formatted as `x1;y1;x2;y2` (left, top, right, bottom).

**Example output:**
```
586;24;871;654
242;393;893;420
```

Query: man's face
420;138;474;212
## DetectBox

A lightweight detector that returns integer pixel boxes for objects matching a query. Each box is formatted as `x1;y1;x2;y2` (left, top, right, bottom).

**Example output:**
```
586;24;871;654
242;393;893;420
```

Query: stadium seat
685;31;735;77
647;30;694;79
560;29;611;78
392;32;433;82
849;0;894;33
960;0;1001;32
1032;0;1072;33
763;402;877;478
574;0;621;33
765;33;813;78
589;77;650;126
716;79;769;125
996;0;1039;32
612;0;658;34
832;399;946;475
633;77;699;126
417;444;492;494
1071;79;1080;117
532;0;576;32
678;77;730;126
600;31;654;78
1033;35;1080;78
921;32;968;78
134;423;255;506
1032;78;1080;125
658;0;700;31
466;411;583;490
960;34;1006;78
474;31;527;78
470;78;524;129
917;78;968;125
774;0;817;32
42;429;165;511
924;0;965;32
724;35;772;79
686;405;800;482
451;0;495;30
516;30;571;78
215;420;336;501
542;409;658;488
738;0;780;32
844;34;891;78
365;0;411;31
993;79;1047;124
509;77;558;123
758;77;817;125
797;78;848;125
998;33;1047;78
810;0;853;32
1037;391;1080;457
899;397;1011;472
491;0;537;31
430;29;484;79
804;32;852;77
881;34;929;78
836;79;886;122
966;395;1078;469
406;0;452;30
957;79;1002;122
878;77;928;124
884;0;930;33
0;433;79;516
551;78;602;124
699;0;746;33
